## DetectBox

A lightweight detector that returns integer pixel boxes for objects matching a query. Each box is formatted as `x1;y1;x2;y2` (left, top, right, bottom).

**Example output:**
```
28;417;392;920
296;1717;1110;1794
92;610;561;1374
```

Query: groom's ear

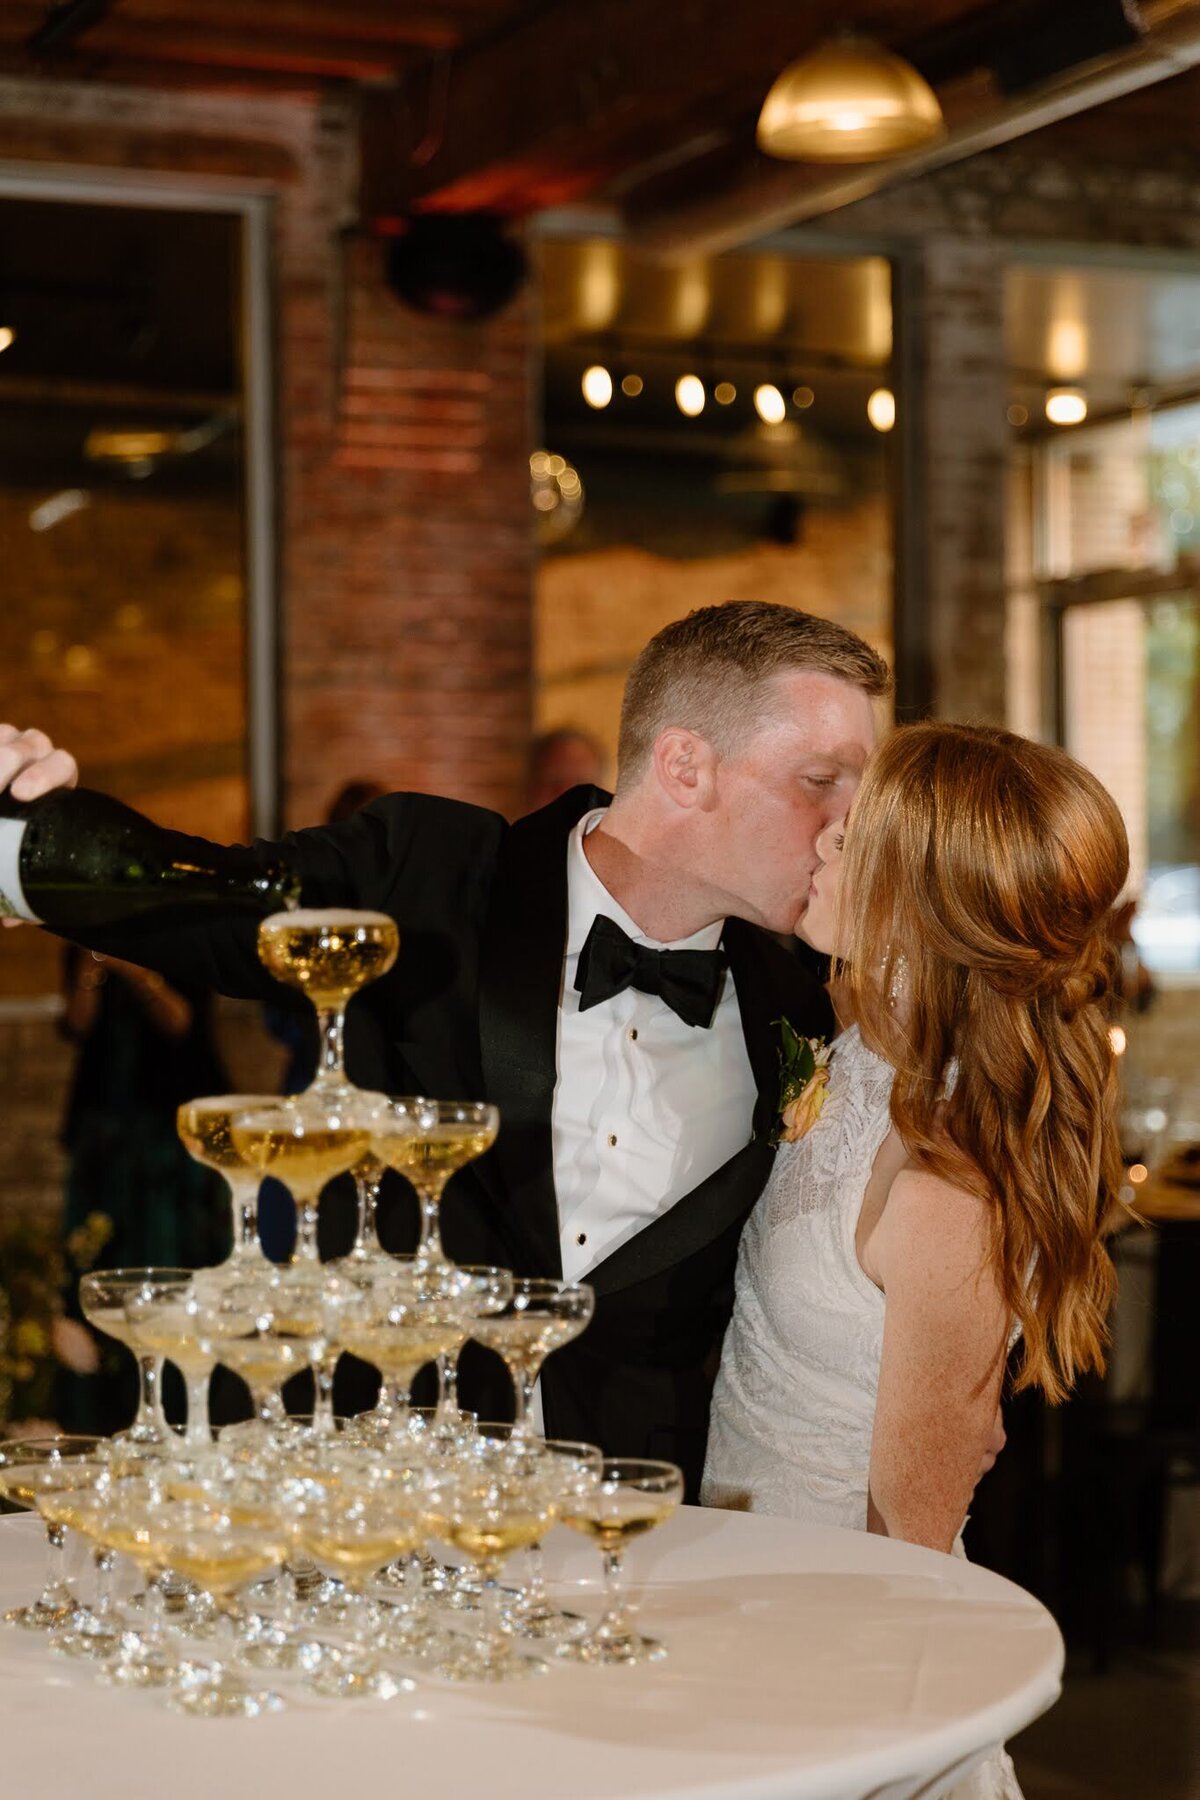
652;726;718;810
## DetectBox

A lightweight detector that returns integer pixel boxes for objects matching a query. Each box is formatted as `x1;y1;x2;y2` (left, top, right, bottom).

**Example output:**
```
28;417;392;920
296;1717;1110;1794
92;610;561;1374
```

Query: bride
702;722;1128;1799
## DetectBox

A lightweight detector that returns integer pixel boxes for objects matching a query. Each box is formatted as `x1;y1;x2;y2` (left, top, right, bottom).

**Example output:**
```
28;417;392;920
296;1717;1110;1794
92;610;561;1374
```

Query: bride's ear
651;727;717;810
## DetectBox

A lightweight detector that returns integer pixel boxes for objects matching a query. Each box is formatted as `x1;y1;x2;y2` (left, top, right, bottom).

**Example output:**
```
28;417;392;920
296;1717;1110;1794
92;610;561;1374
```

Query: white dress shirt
552;809;758;1284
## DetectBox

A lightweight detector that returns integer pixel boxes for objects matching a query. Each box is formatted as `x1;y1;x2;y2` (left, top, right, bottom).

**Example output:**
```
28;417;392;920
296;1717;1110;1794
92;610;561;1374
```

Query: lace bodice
702;1023;895;1528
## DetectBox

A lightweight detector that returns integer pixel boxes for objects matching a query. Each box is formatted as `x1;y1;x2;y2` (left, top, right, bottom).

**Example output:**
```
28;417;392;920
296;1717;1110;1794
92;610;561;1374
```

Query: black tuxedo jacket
84;785;833;1495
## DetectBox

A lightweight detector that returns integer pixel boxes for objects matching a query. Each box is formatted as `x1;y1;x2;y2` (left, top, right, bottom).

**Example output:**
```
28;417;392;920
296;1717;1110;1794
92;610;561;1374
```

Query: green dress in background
56;946;230;1435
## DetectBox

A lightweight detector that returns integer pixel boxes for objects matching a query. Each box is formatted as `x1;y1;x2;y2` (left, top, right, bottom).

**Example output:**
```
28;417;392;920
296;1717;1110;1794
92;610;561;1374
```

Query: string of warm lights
579;363;897;433
580;362;1096;432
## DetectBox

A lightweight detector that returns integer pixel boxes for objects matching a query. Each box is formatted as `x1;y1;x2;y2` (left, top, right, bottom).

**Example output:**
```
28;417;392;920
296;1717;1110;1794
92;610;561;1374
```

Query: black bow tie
574;913;727;1029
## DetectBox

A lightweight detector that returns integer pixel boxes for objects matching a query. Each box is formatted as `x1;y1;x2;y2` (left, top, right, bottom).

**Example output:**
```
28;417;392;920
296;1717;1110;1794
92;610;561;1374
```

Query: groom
1;603;886;1495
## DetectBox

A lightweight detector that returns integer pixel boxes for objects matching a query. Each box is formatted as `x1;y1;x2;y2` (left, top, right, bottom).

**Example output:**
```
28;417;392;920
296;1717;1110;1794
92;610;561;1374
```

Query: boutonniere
772;1018;833;1145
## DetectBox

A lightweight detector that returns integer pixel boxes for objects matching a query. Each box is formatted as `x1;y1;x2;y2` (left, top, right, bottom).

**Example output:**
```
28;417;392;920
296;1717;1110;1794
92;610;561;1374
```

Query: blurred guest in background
56;944;229;1433
525;726;605;812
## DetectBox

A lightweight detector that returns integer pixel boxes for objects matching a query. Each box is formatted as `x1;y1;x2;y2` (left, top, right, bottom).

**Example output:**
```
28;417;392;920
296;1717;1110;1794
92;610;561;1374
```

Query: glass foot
512;1601;588;1644
171;1666;286;1718
240;1627;326;1673
5;1595;76;1632
558;1629;667;1666
50;1615;126;1660
304;1654;416;1701
101;1646;181;1689
435;1641;548;1682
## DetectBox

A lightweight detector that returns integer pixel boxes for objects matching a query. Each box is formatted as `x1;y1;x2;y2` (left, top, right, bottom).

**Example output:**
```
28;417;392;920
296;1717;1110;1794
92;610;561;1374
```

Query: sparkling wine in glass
230;1095;380;1263
428;1436;559;1682
558;1457;684;1664
377;1099;499;1268
79;1267;192;1444
0;1436;106;1630
123;1276;218;1450
257;908;399;1095
469;1277;594;1434
177;1094;281;1267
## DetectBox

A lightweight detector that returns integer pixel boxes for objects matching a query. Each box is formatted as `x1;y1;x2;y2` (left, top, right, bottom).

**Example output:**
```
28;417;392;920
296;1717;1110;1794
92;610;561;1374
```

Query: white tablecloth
0;1505;1061;1800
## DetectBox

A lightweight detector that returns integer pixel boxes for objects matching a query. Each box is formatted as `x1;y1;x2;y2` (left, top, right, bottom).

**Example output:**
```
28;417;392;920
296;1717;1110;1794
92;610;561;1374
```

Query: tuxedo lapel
588;920;834;1297
477;785;610;1278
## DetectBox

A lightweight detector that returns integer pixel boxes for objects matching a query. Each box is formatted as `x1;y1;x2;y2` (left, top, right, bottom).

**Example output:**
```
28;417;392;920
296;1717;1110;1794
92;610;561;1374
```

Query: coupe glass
257;908;399;1096
469;1277;594;1433
289;1484;429;1699
376;1098;499;1268
428;1434;558;1682
0;1435;105;1630
338;1263;511;1432
123;1275;218;1450
230;1094;381;1264
196;1273;313;1435
557;1457;684;1664
177;1093;280;1266
79;1267;187;1444
40;1482;124;1660
510;1438;602;1644
150;1500;291;1716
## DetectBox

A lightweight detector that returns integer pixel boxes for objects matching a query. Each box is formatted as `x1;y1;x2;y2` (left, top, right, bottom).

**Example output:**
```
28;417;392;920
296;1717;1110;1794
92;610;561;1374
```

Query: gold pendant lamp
757;32;945;162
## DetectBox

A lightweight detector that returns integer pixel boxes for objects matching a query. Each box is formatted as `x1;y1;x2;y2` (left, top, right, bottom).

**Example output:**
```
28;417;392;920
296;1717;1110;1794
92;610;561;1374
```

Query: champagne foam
260;907;394;930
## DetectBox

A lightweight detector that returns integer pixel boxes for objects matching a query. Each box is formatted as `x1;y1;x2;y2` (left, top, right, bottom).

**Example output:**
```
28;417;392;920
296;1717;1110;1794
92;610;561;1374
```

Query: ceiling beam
358;0;835;219
625;4;1200;260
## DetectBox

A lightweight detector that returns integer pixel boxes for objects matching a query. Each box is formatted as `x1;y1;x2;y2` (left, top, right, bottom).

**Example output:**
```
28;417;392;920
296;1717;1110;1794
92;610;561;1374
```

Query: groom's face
708;670;876;935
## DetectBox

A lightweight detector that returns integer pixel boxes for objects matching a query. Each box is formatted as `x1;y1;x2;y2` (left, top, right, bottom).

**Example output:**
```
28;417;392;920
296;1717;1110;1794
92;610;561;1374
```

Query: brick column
284;234;535;826
907;236;1011;726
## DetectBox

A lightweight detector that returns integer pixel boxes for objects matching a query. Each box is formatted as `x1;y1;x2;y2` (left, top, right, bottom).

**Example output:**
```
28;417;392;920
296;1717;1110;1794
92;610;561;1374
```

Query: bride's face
797;816;846;955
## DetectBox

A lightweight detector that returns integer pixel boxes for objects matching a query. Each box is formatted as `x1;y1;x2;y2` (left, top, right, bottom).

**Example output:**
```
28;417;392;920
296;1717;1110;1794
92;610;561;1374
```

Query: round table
0;1505;1061;1800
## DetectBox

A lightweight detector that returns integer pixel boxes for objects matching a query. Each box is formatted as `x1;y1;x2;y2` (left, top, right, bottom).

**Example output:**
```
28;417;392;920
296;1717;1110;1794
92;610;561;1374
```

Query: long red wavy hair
837;723;1129;1402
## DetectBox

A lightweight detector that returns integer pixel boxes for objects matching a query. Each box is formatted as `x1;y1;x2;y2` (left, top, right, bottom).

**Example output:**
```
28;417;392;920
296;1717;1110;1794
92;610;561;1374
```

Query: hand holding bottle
0;725;79;927
0;723;79;802
0;724;300;930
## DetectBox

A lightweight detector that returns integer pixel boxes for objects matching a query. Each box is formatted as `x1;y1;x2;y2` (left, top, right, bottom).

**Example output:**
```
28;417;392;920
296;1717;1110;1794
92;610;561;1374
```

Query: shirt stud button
576;1232;587;1246
607;1133;618;1147
629;1027;638;1041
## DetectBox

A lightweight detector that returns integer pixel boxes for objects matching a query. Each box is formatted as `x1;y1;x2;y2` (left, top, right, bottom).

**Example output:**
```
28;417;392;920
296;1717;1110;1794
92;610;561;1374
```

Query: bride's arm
865;1168;1009;1553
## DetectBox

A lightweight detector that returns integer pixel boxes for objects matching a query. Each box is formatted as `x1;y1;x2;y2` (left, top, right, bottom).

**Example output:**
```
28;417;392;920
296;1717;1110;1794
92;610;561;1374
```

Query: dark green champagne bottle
0;788;300;928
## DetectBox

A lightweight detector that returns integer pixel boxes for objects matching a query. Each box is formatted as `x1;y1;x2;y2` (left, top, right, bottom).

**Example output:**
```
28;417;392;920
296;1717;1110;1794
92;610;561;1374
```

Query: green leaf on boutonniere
771;1018;832;1145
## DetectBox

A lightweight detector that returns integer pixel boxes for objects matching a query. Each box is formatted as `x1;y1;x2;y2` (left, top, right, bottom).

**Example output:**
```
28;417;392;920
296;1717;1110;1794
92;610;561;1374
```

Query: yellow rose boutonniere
772;1019;833;1146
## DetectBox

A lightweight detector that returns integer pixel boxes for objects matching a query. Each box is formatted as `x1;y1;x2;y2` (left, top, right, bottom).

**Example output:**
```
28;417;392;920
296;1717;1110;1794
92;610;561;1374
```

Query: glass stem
231;1177;261;1257
385;1375;414;1424
40;1521;73;1608
598;1548;630;1638
295;1196;321;1264
479;1559;510;1663
354;1168;382;1255
511;1354;544;1430
435;1351;459;1416
417;1184;446;1262
525;1539;548;1609
93;1547;116;1622
250;1383;286;1428
313;1004;347;1089
313;1351;339;1434
137;1354;165;1434
183;1368;212;1446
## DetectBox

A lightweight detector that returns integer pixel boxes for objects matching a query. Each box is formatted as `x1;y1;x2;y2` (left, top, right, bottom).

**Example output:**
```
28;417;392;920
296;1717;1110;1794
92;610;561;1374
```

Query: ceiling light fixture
754;383;787;425
581;365;613;409
1045;387;1088;426
867;387;896;432
0;326;14;353
675;374;706;418
757;32;944;162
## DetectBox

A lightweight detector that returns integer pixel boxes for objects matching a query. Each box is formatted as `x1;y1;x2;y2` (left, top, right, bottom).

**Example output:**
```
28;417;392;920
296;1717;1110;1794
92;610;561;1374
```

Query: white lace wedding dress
702;1024;1024;1800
